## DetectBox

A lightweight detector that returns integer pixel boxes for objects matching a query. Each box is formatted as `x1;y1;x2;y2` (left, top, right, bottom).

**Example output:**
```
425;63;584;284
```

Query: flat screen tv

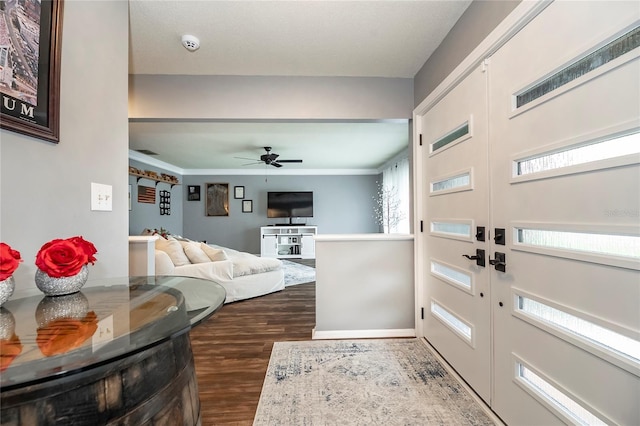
267;191;313;220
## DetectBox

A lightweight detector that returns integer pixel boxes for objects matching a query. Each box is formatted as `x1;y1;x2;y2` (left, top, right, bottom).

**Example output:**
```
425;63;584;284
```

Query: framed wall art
0;0;64;143
138;185;155;204
242;200;253;213
187;185;201;201
206;183;229;216
234;186;245;199
159;190;171;215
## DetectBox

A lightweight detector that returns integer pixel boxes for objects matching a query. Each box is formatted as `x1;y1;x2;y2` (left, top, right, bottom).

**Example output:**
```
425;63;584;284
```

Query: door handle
489;252;506;272
462;249;485;267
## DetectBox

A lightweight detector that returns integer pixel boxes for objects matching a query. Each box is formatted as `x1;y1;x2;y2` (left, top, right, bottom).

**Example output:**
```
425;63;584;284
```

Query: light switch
92;314;114;350
91;182;112;211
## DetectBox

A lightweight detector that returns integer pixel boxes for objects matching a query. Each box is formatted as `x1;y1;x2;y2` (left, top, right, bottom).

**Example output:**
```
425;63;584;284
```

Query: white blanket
208;244;283;278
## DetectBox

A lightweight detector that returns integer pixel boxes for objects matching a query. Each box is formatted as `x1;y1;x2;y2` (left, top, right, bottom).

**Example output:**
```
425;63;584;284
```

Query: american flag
138;185;156;204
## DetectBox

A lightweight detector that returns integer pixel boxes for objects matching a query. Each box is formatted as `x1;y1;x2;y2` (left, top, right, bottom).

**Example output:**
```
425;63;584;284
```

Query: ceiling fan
238;147;303;168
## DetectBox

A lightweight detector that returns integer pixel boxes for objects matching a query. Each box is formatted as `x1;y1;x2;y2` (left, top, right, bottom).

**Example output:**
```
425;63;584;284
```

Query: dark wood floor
189;277;316;425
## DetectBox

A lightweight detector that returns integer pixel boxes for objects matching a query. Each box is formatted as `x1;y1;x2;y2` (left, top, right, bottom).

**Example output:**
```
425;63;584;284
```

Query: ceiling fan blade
242;161;263;166
277;159;303;163
271;162;283;168
235;156;259;161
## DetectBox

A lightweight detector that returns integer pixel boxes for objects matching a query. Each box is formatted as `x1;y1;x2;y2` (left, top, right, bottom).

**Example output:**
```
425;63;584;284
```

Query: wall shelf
129;171;180;188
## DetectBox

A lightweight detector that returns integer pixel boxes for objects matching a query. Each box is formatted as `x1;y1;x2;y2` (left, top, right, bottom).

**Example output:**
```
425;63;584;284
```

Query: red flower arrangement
35;236;98;278
0;243;22;281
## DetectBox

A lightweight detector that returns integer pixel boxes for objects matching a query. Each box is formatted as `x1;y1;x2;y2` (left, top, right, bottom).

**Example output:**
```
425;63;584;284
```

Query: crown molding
129;150;380;176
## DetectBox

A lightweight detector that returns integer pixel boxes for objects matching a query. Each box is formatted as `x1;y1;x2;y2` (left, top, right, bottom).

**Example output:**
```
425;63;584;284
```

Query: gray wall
129;75;414;120
0;1;129;290
129;160;184;237
413;0;521;105
182;174;380;253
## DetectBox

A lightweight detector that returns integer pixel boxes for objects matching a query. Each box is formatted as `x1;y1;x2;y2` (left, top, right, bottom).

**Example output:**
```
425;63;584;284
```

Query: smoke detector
181;34;200;52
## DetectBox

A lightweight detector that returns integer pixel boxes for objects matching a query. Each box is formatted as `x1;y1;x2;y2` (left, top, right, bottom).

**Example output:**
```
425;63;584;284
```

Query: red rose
67;236;98;265
36;239;88;278
0;243;22;281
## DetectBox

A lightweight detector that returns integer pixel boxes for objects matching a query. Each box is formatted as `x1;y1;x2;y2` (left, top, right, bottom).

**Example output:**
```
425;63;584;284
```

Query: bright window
516;228;640;259
517;295;640;363
431;301;472;341
516;132;640;176
517;363;607;426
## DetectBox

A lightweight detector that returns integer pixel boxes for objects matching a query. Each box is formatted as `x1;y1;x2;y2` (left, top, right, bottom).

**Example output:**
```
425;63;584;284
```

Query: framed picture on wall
234;186;245;199
187;185;201;201
206;183;229;216
0;0;64;143
242;200;253;213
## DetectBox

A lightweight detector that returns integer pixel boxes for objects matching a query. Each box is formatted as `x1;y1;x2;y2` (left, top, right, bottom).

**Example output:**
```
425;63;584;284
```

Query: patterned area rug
254;339;494;426
281;260;315;286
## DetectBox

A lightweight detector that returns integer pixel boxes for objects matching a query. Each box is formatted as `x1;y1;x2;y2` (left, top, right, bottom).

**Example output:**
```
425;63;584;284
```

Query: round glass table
0;276;226;425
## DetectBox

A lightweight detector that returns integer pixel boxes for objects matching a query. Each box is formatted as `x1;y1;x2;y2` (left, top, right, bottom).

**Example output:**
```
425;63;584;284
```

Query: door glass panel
431;222;472;238
431;261;472;291
517;295;640;363
516;131;640;176
431;300;472;342
516;228;640;259
516;362;607;426
432;122;470;152
431;172;471;193
516;25;640;108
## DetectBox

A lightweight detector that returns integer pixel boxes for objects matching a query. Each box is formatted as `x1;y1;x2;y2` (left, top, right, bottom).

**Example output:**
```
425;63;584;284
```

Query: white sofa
153;236;284;304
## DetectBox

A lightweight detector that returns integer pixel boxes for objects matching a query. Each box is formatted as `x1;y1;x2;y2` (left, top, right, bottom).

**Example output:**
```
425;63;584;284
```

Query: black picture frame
0;0;64;143
187;185;201;201
206;183;229;216
159;190;171;215
234;186;245;199
242;200;253;213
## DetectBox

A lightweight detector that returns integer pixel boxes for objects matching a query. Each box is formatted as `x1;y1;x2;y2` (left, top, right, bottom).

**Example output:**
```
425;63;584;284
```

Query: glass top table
0;276;226;391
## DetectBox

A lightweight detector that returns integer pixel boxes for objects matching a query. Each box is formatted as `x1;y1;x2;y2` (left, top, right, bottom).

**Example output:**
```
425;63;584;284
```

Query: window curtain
382;157;410;234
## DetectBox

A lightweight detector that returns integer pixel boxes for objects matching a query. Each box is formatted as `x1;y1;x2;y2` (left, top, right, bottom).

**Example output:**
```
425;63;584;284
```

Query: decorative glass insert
431;261;472;290
431;172;471;192
516;131;640;176
516;363;607;426
516;26;640;108
431;222;472;238
516;228;640;259
432;122;469;152
431;301;472;340
517;295;640;363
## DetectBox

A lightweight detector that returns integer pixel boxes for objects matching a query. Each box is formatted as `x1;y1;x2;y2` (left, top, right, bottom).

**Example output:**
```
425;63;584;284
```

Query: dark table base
1;332;200;425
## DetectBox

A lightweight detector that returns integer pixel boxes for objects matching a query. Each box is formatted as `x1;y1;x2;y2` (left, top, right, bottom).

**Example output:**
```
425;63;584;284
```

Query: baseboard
312;328;416;340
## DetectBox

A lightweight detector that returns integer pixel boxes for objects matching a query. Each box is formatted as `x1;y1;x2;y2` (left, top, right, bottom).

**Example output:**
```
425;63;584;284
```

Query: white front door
488;2;640;424
420;64;492;403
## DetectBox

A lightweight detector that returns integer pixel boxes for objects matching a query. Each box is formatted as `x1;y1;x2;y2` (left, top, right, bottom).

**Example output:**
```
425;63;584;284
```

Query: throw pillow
200;243;229;262
156;237;191;267
181;242;211;264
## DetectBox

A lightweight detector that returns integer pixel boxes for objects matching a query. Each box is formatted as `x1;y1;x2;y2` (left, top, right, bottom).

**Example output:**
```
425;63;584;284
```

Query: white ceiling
128;0;472;172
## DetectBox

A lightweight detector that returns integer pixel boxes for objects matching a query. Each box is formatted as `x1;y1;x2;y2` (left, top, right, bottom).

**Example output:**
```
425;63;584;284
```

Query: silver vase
35;292;90;327
35;265;88;297
0;276;15;306
0;307;16;339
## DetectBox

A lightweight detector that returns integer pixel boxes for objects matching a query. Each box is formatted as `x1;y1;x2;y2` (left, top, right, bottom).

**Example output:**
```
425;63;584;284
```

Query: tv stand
260;225;317;259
